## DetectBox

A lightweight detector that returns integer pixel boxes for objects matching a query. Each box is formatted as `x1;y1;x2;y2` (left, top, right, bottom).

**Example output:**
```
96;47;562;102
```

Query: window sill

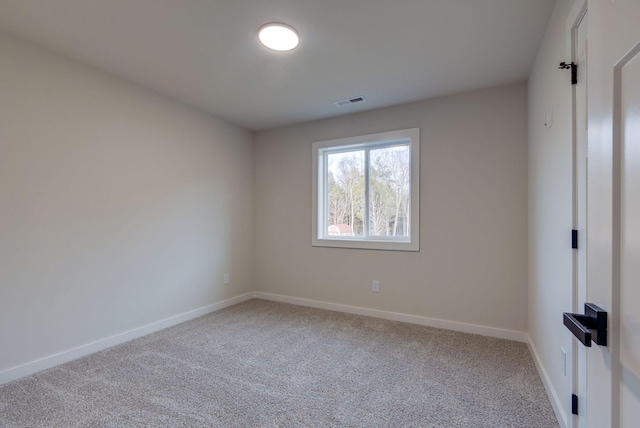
312;237;419;252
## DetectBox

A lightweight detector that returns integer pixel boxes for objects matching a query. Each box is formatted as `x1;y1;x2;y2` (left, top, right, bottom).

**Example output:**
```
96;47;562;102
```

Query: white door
574;8;588;426
585;1;640;427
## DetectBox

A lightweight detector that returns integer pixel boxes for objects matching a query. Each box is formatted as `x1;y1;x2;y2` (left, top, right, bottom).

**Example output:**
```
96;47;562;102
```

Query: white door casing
618;41;640;428
586;1;640;427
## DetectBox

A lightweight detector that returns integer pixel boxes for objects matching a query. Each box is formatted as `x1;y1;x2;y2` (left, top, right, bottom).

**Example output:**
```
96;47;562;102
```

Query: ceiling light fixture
258;23;299;52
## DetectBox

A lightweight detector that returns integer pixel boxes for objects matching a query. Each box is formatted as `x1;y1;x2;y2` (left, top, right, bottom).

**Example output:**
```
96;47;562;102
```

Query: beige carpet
0;299;558;427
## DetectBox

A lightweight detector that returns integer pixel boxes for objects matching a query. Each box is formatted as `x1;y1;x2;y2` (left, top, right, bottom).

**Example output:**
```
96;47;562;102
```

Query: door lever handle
563;303;607;347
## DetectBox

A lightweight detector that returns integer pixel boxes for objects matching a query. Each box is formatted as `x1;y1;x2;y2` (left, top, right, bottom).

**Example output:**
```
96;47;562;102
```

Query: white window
312;128;419;251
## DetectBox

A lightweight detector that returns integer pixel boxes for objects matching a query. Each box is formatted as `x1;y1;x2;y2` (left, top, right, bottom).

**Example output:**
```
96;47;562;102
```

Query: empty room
1;0;639;427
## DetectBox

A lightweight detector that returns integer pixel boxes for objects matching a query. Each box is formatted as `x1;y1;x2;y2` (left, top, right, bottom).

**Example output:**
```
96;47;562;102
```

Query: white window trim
312;128;420;251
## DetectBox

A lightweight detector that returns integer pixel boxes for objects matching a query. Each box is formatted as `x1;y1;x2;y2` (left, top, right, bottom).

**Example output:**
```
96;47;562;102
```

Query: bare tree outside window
328;151;364;236
370;145;410;237
326;145;410;238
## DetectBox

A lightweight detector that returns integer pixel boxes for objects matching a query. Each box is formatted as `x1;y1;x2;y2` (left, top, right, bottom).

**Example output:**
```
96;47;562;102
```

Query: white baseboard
254;292;528;342
0;292;255;385
1;290;540;395
527;336;567;428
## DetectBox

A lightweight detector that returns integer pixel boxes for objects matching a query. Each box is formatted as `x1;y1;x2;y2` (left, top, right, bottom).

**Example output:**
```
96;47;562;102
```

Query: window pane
369;145;410;237
327;150;365;237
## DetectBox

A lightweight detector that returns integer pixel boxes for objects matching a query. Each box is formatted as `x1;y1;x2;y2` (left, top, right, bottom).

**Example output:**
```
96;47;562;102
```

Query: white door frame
582;1;640;426
611;37;640;428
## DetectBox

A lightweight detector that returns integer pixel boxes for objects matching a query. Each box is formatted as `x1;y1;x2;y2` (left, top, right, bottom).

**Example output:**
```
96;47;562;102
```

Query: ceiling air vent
333;96;367;107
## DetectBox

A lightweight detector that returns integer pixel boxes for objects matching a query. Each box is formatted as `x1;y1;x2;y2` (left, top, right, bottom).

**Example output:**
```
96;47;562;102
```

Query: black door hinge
559;62;578;85
572;230;578;249
572;394;579;415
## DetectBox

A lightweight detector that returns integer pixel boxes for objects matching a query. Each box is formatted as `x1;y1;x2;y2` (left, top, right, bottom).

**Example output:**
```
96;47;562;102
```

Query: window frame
312;128;420;251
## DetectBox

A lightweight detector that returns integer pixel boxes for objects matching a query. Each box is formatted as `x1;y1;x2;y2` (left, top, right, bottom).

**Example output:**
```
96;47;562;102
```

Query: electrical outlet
544;104;553;131
224;274;230;285
372;280;380;293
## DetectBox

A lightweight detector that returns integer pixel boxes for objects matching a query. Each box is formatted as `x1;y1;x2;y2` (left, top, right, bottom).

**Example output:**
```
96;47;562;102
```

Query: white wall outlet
561;347;567;376
544;104;553;131
223;274;230;285
372;280;380;293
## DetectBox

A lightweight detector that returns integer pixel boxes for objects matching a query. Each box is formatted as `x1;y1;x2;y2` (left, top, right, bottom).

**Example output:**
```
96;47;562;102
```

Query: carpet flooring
0;299;558;427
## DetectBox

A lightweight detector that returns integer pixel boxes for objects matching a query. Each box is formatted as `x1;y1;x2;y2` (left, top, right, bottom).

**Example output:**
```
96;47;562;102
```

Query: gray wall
0;26;535;387
254;83;529;333
0;34;254;374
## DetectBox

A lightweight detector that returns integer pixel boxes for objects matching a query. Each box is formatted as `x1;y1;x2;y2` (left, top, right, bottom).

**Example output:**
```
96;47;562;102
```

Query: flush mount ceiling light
258;23;299;52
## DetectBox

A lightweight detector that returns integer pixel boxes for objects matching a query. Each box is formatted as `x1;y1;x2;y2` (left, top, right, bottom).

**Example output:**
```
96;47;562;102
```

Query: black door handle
564;313;594;347
563;303;607;347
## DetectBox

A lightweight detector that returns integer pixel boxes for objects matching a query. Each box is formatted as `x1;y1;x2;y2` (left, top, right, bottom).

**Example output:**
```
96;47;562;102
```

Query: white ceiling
0;0;556;131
